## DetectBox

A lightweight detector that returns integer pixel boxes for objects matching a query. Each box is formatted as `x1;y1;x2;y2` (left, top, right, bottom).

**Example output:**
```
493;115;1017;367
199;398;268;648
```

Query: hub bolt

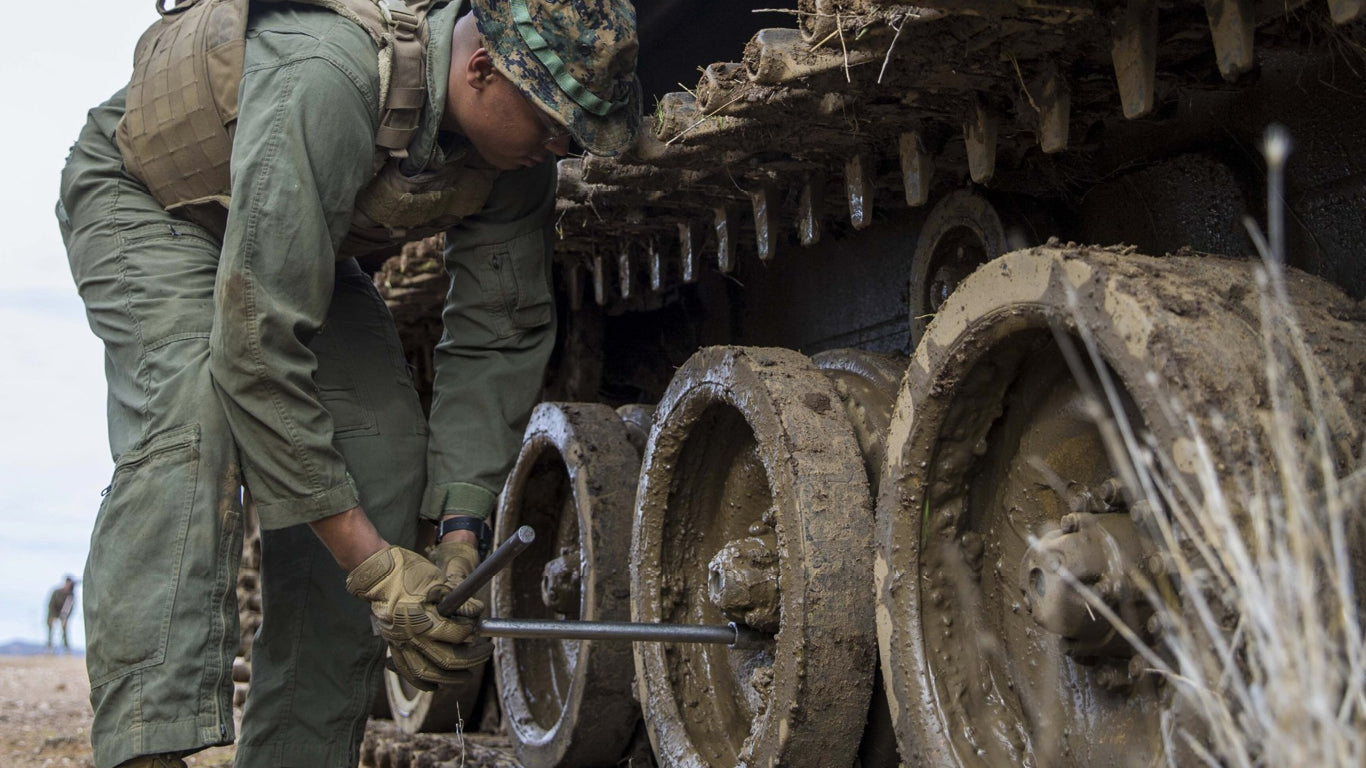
540;551;582;616
708;537;780;633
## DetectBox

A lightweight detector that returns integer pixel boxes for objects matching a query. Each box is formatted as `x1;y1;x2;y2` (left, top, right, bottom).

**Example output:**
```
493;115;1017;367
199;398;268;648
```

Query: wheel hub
540;550;582;616
707;533;780;633
1019;510;1152;656
929;250;975;312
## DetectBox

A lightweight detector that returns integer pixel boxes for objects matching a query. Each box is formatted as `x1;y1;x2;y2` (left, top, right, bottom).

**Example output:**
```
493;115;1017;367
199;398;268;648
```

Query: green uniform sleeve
425;160;558;521
210;49;380;530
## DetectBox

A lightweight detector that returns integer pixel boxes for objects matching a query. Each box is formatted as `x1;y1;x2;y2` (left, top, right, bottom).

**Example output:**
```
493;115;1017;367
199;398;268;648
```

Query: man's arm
425;159;559;532
311;506;387;571
209;52;380;533
200;36;492;684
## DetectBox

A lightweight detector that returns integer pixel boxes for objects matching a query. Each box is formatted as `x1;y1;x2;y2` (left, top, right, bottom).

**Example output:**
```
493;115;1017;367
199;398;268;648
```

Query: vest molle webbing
116;0;433;216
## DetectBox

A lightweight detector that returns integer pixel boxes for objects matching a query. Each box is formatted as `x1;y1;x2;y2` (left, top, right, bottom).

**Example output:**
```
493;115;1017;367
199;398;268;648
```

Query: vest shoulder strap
282;0;430;155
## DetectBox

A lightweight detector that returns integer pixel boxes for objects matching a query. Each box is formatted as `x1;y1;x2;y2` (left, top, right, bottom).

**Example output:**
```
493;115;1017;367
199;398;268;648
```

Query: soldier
45;576;78;654
56;0;639;766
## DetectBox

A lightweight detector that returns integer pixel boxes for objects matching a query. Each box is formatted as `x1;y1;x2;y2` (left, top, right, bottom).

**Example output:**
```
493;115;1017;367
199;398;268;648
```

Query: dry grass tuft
1036;125;1366;767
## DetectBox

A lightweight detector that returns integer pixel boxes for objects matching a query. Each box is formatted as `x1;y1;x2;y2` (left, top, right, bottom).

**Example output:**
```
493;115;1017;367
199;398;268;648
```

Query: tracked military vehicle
359;0;1366;765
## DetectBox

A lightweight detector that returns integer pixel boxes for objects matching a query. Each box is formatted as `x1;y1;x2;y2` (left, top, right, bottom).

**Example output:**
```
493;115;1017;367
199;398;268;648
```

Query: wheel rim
919;340;1162;764
632;346;876;768
493;402;641;768
382;662;477;735
908;190;1011;349
879;245;1366;767
385;671;430;723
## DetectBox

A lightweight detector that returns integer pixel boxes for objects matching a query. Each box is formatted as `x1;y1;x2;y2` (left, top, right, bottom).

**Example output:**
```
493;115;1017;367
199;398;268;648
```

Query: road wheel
907;190;1015;350
812;348;907;768
877;244;1366;767
615;403;656;456
632;346;876;768
233;501;261;710
811;348;906;498
383;664;480;735
493;402;642;768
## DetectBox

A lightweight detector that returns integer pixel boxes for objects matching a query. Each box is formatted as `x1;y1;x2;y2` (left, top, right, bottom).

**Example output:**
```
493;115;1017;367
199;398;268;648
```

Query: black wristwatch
437;516;492;558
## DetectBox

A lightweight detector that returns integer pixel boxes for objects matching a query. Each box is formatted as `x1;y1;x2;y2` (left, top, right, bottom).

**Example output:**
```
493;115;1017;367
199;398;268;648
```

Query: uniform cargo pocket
489;228;553;334
85;425;201;688
312;321;379;439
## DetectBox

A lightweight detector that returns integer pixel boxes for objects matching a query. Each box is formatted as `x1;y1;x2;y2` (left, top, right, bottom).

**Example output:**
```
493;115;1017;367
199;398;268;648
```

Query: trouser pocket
85;425;201;687
471;227;553;339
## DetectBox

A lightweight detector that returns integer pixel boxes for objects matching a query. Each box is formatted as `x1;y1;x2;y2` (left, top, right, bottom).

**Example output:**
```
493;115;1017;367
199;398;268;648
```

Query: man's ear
464;47;497;91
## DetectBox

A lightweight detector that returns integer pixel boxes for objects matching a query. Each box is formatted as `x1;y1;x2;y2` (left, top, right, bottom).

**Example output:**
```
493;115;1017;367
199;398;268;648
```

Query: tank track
356;4;1366;763
552;0;1363;310
360;720;521;768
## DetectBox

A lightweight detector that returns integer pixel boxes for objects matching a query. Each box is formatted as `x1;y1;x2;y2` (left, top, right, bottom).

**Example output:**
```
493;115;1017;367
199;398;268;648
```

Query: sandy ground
0;655;523;768
0;654;236;768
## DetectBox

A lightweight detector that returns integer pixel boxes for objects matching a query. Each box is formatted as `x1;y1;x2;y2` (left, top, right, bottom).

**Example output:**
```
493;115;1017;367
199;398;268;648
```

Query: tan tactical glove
430;540;485;618
345;546;491;688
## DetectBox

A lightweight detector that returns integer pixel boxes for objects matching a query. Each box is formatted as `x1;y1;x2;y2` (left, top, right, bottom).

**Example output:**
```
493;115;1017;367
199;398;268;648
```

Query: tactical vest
117;0;499;259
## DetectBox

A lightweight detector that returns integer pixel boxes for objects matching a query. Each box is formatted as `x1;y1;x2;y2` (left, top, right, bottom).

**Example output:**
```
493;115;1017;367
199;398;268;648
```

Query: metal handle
437;525;535;617
477;618;771;651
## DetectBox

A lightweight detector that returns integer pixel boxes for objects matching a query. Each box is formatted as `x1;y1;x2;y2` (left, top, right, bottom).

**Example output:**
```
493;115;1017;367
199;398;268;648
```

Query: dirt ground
0;654;238;767
0;655;522;768
0;654;95;768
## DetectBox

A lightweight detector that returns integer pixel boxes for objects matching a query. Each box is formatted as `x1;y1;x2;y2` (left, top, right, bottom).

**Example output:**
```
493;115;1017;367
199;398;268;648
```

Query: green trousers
60;98;426;768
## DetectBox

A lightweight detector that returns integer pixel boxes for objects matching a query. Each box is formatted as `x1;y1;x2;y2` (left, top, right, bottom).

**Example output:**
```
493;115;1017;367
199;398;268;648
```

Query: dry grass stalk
1033;125;1365;766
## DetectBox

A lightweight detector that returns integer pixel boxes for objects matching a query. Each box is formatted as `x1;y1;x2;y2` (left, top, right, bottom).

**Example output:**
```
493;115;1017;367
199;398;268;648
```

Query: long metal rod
437;525;535;617
437;524;771;649
478;618;771;650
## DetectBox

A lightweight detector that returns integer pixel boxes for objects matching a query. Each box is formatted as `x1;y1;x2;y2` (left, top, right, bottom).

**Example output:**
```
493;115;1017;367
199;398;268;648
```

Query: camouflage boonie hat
471;0;641;156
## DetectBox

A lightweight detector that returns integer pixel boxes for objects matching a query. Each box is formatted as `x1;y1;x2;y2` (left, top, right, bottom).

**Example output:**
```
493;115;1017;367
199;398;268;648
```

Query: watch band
437;516;492;558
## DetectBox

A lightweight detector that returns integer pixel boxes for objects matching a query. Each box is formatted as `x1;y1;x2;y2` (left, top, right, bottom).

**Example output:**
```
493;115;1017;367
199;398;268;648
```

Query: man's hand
430;539;484;618
345;546;491;687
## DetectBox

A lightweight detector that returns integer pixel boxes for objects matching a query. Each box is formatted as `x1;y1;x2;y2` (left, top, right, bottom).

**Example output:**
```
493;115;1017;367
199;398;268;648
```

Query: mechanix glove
430;540;485;619
345;546;492;688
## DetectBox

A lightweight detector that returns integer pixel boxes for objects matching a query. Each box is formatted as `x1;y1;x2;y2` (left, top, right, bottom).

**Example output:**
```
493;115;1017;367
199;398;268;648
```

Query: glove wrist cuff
345;545;398;595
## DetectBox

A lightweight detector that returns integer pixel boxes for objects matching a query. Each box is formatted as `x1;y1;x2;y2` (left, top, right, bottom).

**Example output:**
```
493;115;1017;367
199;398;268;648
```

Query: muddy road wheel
908;191;1027;350
615;403;656;457
877;244;1366;767
811;349;905;498
492;402;642;768
383;664;480;734
812;349;907;768
233;502;261;710
631;346;876;768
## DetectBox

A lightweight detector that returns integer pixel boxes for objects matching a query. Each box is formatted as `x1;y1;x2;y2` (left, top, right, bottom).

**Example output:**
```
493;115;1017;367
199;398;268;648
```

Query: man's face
451;61;572;170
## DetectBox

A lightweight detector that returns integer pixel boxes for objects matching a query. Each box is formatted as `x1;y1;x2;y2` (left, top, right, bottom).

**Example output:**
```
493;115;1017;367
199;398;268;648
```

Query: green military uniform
57;1;573;765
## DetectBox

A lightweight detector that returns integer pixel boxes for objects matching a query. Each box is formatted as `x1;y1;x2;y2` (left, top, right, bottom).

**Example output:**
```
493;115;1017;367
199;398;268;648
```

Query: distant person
46;576;77;653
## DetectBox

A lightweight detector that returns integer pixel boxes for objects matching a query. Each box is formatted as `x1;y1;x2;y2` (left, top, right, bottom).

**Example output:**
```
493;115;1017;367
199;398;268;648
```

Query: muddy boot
115;756;188;768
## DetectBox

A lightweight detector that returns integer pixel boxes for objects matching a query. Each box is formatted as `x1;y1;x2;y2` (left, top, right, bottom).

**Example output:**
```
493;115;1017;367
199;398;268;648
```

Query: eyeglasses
521;89;571;146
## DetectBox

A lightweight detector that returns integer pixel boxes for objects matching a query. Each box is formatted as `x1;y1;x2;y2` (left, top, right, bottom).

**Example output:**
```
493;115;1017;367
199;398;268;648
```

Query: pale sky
0;1;160;649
